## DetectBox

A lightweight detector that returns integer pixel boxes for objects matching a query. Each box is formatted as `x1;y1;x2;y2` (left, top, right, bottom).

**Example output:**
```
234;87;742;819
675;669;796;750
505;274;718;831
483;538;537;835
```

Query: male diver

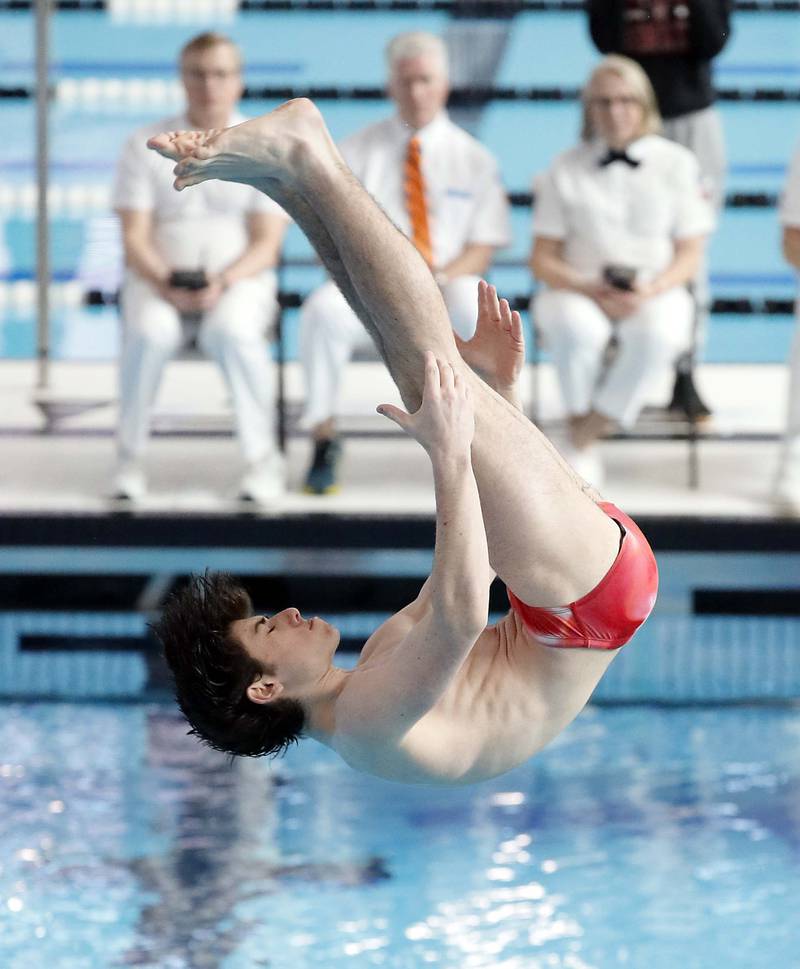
151;100;658;784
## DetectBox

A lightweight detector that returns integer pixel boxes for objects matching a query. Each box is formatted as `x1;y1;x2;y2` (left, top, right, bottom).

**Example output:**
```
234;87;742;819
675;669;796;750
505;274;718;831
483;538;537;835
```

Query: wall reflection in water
117;709;390;968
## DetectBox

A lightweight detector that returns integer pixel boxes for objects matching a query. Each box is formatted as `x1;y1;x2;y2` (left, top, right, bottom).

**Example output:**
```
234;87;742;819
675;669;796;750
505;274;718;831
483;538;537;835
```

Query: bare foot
455;280;525;393
146;98;337;191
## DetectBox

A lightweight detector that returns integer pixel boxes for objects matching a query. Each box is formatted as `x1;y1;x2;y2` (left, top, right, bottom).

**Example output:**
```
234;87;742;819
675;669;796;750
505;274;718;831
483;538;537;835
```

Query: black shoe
303;438;342;495
668;370;712;421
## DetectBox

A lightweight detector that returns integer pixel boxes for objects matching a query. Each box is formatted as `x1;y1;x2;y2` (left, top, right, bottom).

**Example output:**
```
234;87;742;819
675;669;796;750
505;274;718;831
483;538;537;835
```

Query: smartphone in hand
169;269;209;291
602;265;637;291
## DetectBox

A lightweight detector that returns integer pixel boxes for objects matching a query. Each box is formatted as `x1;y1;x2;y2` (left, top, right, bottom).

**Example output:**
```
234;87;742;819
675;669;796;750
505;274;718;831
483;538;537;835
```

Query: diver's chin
311;617;340;651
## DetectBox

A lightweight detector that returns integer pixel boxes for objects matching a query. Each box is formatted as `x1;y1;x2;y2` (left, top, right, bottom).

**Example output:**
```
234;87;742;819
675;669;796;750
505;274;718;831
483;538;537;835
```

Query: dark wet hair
153;572;305;758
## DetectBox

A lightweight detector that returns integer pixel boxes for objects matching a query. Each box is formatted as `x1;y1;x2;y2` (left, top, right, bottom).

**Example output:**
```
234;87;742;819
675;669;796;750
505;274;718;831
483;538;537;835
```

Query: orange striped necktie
404;135;433;267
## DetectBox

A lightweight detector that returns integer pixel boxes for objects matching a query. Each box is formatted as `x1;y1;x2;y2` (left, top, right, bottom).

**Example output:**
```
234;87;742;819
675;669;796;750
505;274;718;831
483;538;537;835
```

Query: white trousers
662;107;726;212
662;107;726;356
117;272;279;465
778;313;800;485
300;275;482;427
533;287;694;428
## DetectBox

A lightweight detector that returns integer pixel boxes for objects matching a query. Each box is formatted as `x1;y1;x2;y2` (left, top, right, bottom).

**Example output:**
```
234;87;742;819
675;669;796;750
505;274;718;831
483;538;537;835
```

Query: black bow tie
599;149;641;169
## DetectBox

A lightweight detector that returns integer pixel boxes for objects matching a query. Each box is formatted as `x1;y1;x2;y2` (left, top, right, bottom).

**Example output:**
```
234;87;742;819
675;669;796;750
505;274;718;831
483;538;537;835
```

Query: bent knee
533;290;611;342
123;311;182;354
440;275;481;340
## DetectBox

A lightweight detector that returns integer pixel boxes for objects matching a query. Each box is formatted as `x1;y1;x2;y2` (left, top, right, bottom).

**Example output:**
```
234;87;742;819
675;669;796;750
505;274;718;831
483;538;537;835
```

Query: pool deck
1;358;799;552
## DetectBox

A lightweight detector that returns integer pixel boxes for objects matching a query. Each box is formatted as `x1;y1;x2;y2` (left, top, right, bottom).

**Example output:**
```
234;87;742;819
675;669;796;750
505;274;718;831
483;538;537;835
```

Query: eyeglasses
182;69;240;83
589;96;641;110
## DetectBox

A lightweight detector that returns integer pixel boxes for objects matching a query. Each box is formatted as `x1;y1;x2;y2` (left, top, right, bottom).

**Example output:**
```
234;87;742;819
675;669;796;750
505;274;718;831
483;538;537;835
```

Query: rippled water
0;702;798;969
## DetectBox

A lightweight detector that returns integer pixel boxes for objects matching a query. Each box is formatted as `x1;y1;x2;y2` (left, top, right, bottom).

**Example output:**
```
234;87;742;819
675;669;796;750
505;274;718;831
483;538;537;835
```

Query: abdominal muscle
335;612;573;785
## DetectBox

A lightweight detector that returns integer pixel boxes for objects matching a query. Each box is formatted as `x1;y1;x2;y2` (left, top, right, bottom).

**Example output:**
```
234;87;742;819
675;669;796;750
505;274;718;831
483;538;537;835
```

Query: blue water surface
0;702;798;969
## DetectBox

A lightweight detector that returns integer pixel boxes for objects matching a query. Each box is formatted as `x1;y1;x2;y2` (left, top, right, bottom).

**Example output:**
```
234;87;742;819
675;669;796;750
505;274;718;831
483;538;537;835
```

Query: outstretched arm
348;354;491;731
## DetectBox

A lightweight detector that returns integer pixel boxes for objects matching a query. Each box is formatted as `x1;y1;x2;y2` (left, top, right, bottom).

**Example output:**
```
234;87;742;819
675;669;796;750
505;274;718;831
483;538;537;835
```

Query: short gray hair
180;31;242;70
385;31;448;76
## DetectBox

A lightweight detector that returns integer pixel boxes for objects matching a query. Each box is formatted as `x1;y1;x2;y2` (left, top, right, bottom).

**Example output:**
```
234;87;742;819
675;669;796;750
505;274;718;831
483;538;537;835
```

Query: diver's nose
273;608;301;626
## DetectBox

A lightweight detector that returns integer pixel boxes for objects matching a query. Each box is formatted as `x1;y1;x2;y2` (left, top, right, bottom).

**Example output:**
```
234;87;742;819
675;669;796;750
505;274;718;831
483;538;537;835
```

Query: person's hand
580;279;614;303
454;280;525;394
192;275;226;312
155;275;226;314
156;279;203;314
376;351;474;459
590;283;646;321
633;278;664;301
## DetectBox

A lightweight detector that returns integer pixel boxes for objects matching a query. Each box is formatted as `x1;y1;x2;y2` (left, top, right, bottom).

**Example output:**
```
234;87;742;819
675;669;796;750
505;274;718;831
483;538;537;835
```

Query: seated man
150;100;658;785
299;30;511;494
112;32;288;505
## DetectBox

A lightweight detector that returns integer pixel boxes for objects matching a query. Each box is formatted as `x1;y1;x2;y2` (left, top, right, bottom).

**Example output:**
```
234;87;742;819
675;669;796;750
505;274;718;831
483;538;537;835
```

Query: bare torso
327;600;616;784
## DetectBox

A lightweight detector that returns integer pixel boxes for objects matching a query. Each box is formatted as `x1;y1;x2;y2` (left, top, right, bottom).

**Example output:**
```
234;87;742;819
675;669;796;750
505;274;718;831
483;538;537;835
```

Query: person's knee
205;281;275;343
301;283;356;339
123;306;182;355
199;313;268;358
440;275;481;340
533;290;609;348
625;298;693;362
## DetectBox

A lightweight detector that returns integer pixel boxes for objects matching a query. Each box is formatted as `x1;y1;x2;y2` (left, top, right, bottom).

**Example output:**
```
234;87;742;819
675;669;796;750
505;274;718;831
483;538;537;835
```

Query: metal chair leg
275;299;287;454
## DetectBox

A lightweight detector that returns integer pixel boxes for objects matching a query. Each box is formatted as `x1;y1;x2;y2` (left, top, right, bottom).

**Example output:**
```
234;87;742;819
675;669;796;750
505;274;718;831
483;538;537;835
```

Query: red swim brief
507;502;658;650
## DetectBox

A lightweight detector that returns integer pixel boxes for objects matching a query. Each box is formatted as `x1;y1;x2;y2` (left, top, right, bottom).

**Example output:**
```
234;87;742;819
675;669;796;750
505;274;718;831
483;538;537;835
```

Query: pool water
0;701;798;968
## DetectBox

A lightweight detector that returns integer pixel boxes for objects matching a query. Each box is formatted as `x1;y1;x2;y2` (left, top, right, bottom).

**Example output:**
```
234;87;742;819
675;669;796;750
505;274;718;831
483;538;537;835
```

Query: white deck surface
0;359;791;520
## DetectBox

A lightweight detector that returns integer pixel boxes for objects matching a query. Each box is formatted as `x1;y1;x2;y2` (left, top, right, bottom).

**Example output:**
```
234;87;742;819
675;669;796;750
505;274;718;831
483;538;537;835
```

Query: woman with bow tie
529;55;714;487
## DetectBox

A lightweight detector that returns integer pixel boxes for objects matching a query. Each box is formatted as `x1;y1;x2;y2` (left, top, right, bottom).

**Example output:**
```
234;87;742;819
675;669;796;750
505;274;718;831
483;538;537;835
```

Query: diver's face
231;608;340;701
181;43;243;123
587;70;645;149
389;54;449;130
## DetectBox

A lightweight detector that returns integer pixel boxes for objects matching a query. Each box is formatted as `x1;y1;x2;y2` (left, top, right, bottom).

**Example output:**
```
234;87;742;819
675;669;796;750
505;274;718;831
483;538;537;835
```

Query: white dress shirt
112;111;285;275
340;112;512;269
780;143;800;231
781;144;800;330
533;134;714;283
777;143;800;478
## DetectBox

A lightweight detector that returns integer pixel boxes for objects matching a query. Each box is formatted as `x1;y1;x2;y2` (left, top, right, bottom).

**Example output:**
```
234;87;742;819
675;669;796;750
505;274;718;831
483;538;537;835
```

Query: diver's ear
246;675;284;705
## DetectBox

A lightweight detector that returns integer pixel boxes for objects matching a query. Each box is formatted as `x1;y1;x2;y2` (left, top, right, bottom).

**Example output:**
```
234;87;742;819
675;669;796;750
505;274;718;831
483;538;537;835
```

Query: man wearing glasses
112;33;288;505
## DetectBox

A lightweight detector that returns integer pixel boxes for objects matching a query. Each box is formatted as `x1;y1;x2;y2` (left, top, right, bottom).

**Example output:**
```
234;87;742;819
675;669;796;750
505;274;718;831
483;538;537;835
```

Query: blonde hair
385;31;448;77
580;55;661;142
180;32;242;71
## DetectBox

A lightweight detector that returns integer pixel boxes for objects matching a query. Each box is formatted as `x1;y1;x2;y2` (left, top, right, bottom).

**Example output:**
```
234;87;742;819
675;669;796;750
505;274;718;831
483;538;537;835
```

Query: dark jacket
588;0;732;118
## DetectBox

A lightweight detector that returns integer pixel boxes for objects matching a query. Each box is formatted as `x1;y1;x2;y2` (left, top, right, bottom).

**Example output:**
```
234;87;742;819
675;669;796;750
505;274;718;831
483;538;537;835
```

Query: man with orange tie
299;30;512;493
